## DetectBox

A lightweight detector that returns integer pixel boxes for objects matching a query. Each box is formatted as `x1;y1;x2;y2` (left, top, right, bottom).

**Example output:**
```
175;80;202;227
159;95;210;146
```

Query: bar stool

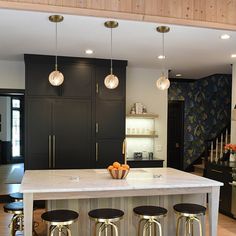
88;208;124;236
4;202;24;236
133;205;167;236
41;209;79;236
173;203;206;236
9;192;23;202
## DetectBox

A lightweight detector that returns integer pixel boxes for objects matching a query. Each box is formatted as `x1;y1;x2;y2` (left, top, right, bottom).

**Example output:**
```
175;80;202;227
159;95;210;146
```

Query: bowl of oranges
107;162;130;179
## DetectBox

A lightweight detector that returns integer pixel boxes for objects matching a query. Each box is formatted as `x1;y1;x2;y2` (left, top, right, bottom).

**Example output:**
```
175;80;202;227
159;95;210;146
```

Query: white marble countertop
20;168;223;193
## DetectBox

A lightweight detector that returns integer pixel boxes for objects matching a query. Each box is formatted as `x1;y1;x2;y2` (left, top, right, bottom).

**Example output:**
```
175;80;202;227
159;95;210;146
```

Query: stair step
194;164;204;170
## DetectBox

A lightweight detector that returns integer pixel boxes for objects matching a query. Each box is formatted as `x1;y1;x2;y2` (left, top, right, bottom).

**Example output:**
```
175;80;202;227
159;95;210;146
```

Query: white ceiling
0;8;235;79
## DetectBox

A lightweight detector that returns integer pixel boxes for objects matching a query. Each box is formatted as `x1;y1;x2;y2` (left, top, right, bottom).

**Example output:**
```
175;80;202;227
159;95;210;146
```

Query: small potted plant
224;144;236;162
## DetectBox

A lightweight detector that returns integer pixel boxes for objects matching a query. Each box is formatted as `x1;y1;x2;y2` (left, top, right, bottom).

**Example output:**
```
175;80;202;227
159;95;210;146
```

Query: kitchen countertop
20;167;222;194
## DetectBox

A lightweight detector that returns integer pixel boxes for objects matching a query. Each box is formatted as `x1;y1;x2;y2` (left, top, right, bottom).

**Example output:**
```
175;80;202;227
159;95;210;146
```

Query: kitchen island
21;168;222;236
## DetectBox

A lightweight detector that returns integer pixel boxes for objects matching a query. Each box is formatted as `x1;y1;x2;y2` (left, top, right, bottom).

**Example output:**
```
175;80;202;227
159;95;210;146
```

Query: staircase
193;123;231;176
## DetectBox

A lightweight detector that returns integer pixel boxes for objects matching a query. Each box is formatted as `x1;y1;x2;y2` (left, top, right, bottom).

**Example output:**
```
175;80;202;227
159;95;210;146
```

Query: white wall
126;67;168;166
231;64;236;143
0;97;11;141
0;60;25;89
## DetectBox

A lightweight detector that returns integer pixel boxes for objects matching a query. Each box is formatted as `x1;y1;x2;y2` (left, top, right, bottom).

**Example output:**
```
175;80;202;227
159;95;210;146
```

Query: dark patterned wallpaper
168;74;232;169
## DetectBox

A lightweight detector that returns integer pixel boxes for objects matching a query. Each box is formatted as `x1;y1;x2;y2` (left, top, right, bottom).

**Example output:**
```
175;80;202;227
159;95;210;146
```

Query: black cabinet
205;163;233;217
127;160;164;168
25;98;92;170
25;55;127;170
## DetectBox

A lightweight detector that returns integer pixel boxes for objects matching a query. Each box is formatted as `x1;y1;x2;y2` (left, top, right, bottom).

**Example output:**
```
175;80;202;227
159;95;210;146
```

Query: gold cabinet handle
96;123;99;133
211;169;223;174
53;135;56;168
96;142;98;162
96;83;99;94
48;135;52;168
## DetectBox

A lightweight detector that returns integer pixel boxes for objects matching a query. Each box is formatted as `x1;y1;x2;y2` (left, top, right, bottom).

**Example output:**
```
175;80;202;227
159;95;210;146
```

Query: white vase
229;153;236;162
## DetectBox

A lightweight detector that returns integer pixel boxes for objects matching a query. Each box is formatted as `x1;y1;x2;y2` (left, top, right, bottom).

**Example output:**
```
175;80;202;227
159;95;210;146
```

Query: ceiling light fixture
104;20;119;89
85;49;94;55
231;54;236;58
48;15;64;86
176;74;182;77
220;34;230;40
156;26;170;90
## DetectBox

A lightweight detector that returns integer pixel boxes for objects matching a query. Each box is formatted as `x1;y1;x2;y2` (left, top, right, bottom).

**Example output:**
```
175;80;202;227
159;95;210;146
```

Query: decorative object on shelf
107;162;130;179
156;26;170;90
134;152;142;160
232;105;236;121
104;21;119;89
224;143;236;162
130;103;149;114
48;15;64;86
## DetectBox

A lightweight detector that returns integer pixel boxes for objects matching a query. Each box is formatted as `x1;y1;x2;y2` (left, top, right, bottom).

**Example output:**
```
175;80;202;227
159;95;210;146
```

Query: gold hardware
49;15;64;23
211;169;223;174
49;135;52;168
96;123;99;133
96;83;99;94
53;135;56;168
96;142;98;162
175;143;180;148
156;26;170;33
104;21;119;28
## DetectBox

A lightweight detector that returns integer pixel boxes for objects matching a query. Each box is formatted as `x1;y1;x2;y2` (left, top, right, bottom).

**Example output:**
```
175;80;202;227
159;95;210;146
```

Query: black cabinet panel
60;64;93;98
96;101;125;139
96;66;126;100
53;99;92;169
127;160;164;168
96;140;124;168
25;98;52;170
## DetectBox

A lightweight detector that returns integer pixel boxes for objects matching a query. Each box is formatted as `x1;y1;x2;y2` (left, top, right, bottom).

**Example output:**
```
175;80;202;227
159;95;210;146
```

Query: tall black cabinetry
24;55;127;170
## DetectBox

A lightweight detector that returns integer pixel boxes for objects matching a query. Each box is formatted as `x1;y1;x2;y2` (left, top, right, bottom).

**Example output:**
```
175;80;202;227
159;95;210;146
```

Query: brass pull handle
96;142;98;162
53;135;56;168
96;123;99;133
211;169;223;174
96;83;99;94
229;182;236;187
48;135;52;168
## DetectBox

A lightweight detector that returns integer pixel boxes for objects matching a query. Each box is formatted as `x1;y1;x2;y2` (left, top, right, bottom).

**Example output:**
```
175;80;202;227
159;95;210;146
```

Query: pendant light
48;15;64;86
104;21;119;89
156;26;170;90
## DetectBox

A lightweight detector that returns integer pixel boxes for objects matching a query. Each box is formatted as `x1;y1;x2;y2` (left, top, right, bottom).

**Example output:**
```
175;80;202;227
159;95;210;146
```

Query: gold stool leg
176;215;185;236
138;219;146;236
94;222;99;236
98;223;106;236
49;225;57;236
65;226;72;236
153;219;162;236
193;217;203;236
143;221;150;236
109;222;119;236
58;226;63;236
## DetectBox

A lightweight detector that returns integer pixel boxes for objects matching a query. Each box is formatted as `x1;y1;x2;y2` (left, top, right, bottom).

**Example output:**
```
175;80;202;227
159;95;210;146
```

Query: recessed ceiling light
231;54;236;58
176;74;182;77
220;34;230;40
85;49;94;55
158;55;165;59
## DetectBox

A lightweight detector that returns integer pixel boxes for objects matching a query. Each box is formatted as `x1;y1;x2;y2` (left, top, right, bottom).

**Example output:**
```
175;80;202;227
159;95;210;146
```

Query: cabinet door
25;98;52;170
96;66;126;100
53;99;92;169
60;63;93;98
26;62;58;96
96;100;125;139
96;139;124;168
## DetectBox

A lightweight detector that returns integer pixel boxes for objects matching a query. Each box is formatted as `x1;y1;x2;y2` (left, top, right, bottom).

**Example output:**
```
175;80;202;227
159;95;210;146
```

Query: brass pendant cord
110;27;113;75
55;21;58;71
161;32;165;76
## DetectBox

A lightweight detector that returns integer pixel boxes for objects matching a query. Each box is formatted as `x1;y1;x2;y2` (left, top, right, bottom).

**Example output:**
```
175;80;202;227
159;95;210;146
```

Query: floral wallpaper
168;74;232;169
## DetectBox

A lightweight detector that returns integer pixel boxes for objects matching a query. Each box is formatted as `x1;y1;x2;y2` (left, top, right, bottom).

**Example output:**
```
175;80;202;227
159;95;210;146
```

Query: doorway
0;89;24;164
167;100;184;170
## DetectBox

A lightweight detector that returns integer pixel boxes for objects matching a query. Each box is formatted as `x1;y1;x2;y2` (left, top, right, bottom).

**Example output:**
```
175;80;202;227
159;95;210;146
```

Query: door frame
167;100;185;170
0;89;25;163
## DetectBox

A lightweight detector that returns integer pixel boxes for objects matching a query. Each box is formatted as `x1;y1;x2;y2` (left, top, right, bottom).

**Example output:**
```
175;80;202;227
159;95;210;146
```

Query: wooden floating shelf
126;134;158;138
126;114;159;119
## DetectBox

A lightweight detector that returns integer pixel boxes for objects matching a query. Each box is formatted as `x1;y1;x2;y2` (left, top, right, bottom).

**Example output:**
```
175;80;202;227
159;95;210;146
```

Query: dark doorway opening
167;100;184;170
0;89;24;164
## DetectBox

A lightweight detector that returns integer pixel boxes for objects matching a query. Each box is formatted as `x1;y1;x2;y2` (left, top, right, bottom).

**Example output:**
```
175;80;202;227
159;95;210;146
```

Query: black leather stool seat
88;208;124;219
173;203;206;215
4;202;23;213
133;205;167;217
9;192;23;201
41;210;79;223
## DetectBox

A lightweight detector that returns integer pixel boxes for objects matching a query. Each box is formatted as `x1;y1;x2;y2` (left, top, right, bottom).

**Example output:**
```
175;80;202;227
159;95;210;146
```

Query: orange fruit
113;162;121;169
107;165;114;170
122;164;130;170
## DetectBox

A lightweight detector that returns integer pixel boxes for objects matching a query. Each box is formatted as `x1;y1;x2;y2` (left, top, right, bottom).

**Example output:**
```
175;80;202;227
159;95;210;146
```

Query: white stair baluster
220;133;223;158
215;138;218;162
210;141;213;162
225;129;228;145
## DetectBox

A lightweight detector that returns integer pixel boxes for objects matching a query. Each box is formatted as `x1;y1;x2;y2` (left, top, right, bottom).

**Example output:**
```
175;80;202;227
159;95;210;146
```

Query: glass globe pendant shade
104;73;119;89
48;70;64;86
156;75;170;90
